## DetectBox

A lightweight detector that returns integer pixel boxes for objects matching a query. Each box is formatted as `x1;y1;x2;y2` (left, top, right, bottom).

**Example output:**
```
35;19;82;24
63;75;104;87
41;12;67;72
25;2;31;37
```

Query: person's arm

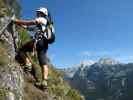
14;19;37;26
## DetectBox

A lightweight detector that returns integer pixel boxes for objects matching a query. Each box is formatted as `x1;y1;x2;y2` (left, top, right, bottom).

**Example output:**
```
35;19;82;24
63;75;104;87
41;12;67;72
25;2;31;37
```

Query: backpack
45;14;55;44
46;21;55;44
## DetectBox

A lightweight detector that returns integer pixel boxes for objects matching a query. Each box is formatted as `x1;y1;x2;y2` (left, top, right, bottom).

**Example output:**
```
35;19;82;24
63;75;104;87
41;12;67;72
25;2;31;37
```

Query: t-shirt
35;17;47;31
35;18;49;50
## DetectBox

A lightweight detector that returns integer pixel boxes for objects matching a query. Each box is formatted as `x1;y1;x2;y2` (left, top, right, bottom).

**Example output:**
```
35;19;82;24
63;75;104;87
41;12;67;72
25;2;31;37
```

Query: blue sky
19;0;133;68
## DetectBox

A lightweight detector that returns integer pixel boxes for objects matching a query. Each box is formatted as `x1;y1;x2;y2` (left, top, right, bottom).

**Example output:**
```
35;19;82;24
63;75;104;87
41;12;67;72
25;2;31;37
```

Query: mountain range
64;58;133;100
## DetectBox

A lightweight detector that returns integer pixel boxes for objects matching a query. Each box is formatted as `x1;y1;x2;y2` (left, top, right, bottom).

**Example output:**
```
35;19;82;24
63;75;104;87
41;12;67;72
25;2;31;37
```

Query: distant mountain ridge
64;58;133;100
98;58;120;65
64;60;95;78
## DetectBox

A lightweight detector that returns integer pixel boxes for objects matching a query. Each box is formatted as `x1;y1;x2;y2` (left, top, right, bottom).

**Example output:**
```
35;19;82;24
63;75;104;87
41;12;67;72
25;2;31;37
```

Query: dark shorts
18;38;49;66
36;39;49;66
37;49;49;66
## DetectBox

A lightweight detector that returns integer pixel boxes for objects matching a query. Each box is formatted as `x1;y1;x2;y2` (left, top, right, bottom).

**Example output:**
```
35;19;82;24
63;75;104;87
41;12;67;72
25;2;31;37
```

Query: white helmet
36;7;48;16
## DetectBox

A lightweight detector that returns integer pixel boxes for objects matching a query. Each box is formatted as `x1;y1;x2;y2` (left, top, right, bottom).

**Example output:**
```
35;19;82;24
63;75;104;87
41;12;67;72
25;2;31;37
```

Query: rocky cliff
0;12;24;100
0;0;84;100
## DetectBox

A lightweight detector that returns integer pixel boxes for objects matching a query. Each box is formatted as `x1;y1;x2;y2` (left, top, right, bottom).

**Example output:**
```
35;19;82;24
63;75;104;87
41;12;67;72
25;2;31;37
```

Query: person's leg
36;39;49;87
37;50;49;87
17;40;34;70
42;64;49;80
40;64;49;87
25;57;32;66
25;57;32;72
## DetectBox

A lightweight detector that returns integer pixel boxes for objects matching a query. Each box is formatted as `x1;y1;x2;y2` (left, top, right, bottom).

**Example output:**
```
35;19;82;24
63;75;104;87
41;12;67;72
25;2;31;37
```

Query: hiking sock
25;63;32;72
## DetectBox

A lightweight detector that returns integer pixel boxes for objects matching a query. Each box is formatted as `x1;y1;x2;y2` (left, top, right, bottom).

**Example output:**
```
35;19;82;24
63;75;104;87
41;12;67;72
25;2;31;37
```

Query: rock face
0;16;24;100
64;61;95;79
0;1;84;100
0;63;24;100
64;59;133;100
0;1;25;100
0;16;18;58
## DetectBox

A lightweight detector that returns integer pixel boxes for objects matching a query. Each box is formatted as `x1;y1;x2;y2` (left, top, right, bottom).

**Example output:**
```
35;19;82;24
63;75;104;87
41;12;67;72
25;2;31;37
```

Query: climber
12;7;55;89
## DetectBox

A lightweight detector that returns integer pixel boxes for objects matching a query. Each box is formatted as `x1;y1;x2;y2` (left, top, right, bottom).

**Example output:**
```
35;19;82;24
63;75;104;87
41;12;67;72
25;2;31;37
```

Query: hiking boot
41;79;48;89
41;80;48;93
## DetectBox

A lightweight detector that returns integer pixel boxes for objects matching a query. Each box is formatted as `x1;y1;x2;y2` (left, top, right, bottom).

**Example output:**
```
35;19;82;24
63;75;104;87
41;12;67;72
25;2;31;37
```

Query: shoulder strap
45;12;54;25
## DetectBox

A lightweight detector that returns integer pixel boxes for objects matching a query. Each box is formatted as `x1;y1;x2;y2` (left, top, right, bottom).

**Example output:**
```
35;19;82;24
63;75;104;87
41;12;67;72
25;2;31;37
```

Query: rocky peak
98;58;120;65
64;60;95;78
80;60;95;68
64;58;133;100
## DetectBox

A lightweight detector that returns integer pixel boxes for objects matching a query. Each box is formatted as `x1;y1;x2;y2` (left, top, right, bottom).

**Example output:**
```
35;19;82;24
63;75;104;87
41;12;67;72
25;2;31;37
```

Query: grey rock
0;13;23;100
0;16;18;58
64;58;133;100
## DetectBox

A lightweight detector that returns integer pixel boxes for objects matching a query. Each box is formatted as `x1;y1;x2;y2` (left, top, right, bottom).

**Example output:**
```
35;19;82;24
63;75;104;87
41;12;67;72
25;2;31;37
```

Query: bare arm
14;19;37;26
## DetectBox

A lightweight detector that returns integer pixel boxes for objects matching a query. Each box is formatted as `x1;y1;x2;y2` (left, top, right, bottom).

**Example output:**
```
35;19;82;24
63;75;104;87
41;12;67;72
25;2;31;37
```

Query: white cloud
80;50;111;57
80;50;133;63
116;56;133;63
81;51;93;56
